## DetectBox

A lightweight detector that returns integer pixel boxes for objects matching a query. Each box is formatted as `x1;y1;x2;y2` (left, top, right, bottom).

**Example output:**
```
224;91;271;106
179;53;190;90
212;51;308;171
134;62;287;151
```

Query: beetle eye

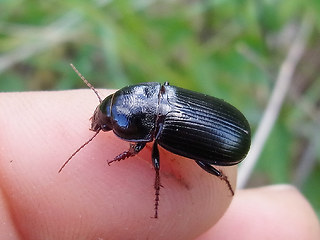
101;124;112;131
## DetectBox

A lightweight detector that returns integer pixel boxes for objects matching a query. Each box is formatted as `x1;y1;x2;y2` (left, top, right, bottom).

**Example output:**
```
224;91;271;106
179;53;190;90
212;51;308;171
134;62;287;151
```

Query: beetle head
90;94;113;132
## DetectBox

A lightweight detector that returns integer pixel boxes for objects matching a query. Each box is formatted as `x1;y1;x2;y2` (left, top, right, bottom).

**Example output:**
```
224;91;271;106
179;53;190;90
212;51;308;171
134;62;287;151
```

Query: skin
0;90;319;240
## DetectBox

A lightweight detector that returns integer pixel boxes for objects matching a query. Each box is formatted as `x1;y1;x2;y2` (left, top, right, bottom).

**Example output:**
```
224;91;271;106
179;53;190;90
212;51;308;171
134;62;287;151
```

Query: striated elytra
59;68;251;219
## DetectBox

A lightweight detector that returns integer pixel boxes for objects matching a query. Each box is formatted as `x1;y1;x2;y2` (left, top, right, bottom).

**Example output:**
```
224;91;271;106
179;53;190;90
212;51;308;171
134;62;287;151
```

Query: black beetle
59;64;251;218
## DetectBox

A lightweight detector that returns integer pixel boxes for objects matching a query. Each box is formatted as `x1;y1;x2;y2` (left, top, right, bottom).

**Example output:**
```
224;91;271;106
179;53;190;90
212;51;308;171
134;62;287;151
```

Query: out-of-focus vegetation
0;0;319;218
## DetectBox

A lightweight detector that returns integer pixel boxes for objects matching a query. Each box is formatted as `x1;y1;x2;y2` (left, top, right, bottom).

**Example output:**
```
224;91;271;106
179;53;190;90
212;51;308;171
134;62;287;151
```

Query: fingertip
0;90;239;239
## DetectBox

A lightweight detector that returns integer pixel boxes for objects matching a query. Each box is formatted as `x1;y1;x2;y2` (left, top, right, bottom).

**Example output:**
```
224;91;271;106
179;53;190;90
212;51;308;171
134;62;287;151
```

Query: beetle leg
195;160;234;196
108;142;146;165
152;141;160;219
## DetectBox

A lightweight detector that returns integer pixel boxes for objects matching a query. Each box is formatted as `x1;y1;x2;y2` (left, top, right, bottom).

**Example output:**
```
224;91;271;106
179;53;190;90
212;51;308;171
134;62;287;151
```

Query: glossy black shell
92;82;251;166
158;85;251;165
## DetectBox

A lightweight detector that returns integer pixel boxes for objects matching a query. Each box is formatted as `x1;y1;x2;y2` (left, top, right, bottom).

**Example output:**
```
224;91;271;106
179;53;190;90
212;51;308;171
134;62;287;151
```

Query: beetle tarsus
195;160;235;196
153;168;160;219
219;173;234;196
107;142;146;165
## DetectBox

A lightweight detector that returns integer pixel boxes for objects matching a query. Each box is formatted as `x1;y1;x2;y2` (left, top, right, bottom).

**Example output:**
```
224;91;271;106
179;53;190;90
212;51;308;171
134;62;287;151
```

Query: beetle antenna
58;129;101;173
70;63;102;103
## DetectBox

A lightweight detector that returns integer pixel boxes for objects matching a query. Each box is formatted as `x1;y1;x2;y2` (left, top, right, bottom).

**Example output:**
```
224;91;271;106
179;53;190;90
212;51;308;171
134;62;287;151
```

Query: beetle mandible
59;64;251;218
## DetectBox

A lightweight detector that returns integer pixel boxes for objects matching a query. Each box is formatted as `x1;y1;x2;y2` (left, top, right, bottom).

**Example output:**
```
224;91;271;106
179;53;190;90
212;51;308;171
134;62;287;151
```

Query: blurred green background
0;0;319;218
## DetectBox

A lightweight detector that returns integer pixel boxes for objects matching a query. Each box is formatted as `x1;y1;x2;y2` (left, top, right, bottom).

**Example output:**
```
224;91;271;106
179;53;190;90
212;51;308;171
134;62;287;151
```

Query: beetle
59;64;251;218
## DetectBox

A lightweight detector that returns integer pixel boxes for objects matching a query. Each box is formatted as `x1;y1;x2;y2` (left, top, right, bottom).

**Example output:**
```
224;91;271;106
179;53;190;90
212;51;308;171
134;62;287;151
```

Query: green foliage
0;0;319;218
303;164;320;219
257;121;293;182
